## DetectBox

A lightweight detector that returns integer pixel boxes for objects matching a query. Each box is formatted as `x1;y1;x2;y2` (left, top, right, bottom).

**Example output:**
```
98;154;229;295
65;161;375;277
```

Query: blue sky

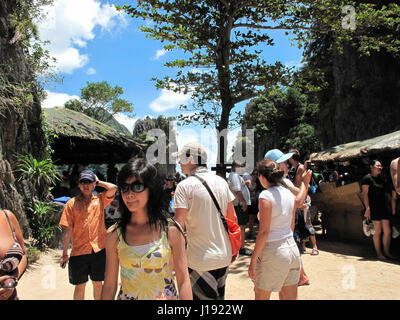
39;0;304;166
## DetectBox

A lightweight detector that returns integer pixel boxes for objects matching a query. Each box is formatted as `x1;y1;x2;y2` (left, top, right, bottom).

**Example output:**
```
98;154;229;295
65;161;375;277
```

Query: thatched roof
310;130;400;162
43;107;143;164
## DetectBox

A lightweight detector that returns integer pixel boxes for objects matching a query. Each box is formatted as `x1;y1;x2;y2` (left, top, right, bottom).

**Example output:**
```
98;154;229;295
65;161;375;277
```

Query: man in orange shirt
59;169;117;300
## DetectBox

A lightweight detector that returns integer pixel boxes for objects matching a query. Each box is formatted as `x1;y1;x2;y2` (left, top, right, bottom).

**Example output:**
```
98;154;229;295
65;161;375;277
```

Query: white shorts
254;236;301;292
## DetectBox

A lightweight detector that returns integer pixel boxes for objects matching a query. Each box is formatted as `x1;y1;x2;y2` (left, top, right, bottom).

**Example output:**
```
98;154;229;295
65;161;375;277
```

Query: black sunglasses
0;276;18;289
120;181;147;194
79;179;93;185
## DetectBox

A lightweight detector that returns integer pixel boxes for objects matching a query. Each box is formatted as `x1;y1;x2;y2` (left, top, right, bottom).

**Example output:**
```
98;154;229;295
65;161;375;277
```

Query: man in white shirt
228;161;252;256
173;142;237;300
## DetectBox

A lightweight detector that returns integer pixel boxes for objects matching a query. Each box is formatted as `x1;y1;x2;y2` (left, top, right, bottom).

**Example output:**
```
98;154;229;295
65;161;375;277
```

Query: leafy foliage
15;153;61;193
26;245;41;265
133;115;177;150
26;201;61;250
117;0;399;172
243;85;320;160
15;154;61;250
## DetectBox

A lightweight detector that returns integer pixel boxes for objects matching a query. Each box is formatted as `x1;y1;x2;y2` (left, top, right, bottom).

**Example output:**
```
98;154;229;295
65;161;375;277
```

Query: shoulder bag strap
193;175;229;234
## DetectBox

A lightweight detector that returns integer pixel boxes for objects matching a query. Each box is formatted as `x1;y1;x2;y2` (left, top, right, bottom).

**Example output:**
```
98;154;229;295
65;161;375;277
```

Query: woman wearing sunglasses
0;201;27;300
101;158;192;300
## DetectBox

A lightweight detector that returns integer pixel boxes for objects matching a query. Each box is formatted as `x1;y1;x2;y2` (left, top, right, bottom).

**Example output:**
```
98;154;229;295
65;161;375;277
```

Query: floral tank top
117;226;178;300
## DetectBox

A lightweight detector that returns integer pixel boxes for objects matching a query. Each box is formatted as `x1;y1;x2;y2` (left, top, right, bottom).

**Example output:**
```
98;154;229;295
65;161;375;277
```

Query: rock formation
0;1;48;236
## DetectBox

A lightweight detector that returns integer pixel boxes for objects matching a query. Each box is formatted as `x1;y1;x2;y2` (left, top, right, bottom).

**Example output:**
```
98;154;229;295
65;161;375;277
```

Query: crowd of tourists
1;142;400;301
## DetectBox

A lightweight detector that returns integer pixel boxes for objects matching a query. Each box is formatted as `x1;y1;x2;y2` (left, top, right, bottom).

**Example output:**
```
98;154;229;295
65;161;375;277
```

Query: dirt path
17;236;400;300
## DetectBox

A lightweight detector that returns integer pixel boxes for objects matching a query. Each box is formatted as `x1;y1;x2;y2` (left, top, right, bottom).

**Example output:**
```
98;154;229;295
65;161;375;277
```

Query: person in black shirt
361;160;394;260
164;175;176;214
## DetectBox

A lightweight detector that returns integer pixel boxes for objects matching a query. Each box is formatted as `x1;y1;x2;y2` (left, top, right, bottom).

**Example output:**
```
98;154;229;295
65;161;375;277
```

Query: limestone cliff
319;46;400;148
0;1;48;236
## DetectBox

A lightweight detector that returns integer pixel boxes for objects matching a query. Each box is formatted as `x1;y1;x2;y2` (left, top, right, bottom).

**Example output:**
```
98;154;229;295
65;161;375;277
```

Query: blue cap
79;170;96;182
264;149;294;163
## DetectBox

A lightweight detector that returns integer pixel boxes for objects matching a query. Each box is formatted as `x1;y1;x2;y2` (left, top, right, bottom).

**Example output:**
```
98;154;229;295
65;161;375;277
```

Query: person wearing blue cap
264;149;312;287
59;169;117;300
248;159;312;299
264;149;294;164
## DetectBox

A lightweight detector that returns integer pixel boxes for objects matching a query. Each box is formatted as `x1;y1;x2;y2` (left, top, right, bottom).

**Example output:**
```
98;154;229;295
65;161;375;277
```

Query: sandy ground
17;232;400;300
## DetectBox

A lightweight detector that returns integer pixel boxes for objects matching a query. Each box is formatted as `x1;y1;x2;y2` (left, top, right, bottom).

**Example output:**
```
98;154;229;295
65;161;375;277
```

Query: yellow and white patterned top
116;226;178;300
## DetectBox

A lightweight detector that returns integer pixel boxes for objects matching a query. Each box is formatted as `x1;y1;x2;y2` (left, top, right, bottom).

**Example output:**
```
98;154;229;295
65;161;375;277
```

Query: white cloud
37;0;128;74
149;88;191;113
86;67;97;75
52;48;89;74
114;113;138;134
152;49;167;60
285;59;304;70
41;90;79;109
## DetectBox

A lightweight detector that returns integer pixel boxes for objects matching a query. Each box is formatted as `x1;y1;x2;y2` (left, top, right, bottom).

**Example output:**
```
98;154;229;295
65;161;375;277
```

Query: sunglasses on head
120;181;147;194
0;276;18;289
79;179;93;185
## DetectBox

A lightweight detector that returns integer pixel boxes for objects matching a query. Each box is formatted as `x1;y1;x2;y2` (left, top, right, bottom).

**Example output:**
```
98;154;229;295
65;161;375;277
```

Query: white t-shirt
258;185;295;242
173;167;236;271
228;171;251;206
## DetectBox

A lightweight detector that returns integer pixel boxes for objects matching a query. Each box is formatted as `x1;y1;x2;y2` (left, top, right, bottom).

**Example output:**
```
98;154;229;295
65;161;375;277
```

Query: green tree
119;0;302;175
134;115;177;150
64;81;134;125
243;85;320;161
118;1;399;174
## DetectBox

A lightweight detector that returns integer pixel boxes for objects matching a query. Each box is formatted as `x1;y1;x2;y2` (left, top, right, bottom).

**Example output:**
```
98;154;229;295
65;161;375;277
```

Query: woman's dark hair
289;149;301;162
117;158;170;239
257;159;284;186
369;159;381;167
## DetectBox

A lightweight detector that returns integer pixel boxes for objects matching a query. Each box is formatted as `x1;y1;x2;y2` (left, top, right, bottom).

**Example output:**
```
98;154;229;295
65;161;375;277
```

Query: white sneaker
392;226;400;239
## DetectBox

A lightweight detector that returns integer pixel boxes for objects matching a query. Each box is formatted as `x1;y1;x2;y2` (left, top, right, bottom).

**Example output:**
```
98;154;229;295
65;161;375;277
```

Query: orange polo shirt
59;192;114;256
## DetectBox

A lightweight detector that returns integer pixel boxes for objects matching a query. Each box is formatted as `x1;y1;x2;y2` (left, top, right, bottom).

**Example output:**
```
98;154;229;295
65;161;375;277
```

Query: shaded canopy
43;107;143;164
310;129;400;163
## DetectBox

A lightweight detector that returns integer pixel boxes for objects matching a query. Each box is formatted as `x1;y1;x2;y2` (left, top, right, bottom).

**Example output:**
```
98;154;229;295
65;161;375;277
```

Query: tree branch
219;0;230;11
233;23;312;30
232;91;258;105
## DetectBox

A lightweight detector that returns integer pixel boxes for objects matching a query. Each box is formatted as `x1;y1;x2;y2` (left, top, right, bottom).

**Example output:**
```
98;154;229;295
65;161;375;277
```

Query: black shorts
370;206;392;221
247;203;258;216
235;205;249;226
68;249;106;285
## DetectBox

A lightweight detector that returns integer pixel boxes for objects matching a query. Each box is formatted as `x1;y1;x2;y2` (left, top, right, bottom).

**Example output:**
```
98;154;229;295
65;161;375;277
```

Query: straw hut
43;107;142;165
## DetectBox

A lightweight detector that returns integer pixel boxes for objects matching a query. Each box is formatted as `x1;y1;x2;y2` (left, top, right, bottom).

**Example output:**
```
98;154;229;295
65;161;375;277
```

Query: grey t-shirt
228;171;251;206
